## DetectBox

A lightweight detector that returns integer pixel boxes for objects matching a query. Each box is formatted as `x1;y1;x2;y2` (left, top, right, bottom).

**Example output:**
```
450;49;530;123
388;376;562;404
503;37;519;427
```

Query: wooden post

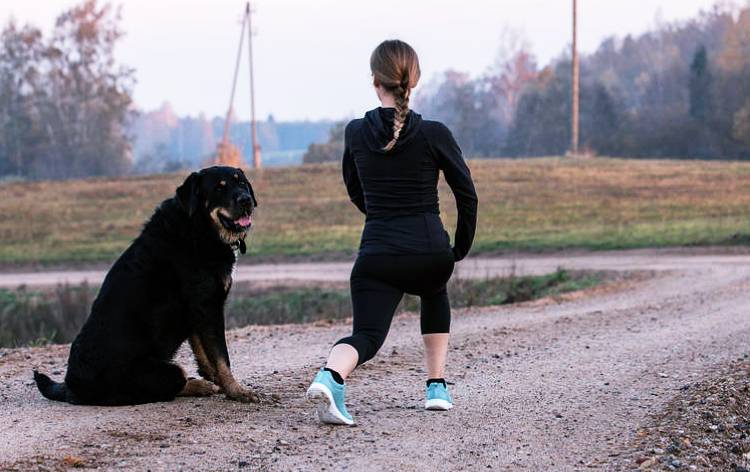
571;0;580;157
247;1;261;169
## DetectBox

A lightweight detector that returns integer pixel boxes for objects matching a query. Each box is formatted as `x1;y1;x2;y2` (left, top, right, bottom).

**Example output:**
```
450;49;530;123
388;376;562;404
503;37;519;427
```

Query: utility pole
247;1;261;169
221;6;247;150
570;0;580;157
215;2;261;168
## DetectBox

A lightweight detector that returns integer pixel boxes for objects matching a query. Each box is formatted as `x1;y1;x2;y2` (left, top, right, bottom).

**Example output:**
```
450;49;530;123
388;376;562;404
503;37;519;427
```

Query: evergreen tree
689;45;712;122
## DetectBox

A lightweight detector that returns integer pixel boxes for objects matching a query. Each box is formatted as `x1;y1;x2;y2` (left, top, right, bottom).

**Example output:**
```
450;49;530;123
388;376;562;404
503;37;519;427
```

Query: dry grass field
1;157;749;265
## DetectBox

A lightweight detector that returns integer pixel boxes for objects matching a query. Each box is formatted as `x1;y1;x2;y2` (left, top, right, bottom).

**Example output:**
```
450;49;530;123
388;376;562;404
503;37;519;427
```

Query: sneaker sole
306;382;355;426
425;398;453;410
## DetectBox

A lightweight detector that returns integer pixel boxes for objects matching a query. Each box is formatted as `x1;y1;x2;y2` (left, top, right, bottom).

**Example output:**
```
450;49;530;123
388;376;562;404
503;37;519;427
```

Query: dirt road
1;247;747;288
1;249;749;470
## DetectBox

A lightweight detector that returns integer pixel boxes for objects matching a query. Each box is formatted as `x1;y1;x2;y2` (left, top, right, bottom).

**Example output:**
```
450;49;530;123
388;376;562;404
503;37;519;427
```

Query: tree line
4;1;750;179
307;4;750;161
420;4;750;159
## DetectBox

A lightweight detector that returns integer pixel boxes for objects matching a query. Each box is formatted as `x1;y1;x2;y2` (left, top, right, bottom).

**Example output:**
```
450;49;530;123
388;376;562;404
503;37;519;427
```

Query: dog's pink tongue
237;215;252;227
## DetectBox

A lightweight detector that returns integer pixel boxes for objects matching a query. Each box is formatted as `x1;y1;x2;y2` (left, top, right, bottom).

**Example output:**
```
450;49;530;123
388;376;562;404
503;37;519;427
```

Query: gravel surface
0;249;749;471
617;359;750;471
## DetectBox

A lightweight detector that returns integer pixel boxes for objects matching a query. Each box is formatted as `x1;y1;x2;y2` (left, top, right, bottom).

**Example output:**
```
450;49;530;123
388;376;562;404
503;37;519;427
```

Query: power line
221;6;247;148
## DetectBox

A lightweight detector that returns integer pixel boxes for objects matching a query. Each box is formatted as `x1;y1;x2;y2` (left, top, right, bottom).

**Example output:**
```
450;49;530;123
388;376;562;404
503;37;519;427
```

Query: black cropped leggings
335;250;455;366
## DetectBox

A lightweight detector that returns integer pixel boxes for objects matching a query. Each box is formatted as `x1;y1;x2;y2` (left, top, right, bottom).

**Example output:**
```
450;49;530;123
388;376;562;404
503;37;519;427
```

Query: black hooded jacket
342;107;478;261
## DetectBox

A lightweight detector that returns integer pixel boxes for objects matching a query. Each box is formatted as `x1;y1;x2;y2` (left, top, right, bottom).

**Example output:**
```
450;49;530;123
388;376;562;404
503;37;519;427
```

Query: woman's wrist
452;246;461;262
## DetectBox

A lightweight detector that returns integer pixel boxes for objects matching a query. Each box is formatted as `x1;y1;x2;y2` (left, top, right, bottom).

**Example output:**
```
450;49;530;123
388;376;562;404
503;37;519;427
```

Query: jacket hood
362;107;423;153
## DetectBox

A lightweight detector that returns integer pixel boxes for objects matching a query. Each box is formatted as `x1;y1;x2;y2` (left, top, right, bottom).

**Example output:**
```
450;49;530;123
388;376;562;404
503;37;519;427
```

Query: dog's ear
238;168;258;208
176;172;201;217
249;185;258;208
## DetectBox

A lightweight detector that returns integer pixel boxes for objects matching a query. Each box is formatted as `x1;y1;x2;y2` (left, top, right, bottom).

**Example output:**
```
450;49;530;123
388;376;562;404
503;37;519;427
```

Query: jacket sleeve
431;123;478;261
342;122;366;215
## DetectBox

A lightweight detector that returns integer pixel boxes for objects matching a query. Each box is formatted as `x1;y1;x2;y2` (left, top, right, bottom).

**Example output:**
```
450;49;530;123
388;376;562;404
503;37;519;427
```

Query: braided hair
370;40;421;152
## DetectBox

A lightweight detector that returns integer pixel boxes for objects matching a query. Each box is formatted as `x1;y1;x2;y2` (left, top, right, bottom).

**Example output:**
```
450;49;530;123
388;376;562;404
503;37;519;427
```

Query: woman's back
343;107;478;260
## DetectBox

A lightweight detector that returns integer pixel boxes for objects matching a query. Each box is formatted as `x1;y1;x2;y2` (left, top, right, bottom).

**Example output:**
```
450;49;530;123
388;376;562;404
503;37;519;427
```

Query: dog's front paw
225;386;260;403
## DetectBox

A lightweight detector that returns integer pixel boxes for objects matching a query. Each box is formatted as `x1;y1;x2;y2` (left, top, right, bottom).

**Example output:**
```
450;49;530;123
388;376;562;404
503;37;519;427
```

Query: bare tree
0;0;135;179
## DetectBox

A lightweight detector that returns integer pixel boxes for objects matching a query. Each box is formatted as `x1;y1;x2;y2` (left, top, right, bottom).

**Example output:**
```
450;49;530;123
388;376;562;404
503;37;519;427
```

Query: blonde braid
383;78;411;152
370;39;421;152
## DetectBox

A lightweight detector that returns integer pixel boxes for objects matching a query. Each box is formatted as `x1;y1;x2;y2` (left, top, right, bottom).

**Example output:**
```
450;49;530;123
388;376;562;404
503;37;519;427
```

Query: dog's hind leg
112;360;188;405
178;378;220;397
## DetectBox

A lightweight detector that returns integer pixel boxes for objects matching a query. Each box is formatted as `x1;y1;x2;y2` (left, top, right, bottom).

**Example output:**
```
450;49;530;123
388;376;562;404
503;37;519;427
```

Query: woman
306;39;478;425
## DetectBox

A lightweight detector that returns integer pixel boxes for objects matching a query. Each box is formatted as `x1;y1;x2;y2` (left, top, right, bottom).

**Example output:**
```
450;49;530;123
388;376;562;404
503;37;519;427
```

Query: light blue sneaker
425;381;453;410
306;369;354;426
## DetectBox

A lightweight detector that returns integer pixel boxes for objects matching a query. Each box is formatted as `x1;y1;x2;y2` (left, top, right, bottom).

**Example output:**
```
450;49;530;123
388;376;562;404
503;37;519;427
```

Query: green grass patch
2;158;750;266
226;287;352;328
0;284;94;348
0;269;602;348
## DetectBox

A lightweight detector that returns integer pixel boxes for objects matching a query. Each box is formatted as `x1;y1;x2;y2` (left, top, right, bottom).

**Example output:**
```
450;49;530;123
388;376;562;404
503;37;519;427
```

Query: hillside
1;158;750;265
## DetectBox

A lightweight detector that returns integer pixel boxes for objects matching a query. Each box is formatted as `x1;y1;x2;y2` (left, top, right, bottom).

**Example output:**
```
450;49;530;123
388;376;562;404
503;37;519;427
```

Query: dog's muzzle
217;210;252;233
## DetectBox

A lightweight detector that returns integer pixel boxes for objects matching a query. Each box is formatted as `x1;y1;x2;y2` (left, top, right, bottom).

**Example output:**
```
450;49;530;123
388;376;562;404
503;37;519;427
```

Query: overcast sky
3;0;723;121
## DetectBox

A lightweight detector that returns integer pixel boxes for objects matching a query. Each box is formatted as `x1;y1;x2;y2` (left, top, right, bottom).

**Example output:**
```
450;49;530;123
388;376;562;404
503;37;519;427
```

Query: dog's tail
33;370;68;402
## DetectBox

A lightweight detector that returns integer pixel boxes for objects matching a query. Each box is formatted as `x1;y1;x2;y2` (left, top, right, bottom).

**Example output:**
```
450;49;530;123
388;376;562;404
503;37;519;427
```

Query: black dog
34;166;260;405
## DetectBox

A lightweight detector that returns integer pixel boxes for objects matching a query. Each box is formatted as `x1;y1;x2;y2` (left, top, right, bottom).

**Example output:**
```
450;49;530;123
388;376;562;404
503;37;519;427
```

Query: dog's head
176;166;258;252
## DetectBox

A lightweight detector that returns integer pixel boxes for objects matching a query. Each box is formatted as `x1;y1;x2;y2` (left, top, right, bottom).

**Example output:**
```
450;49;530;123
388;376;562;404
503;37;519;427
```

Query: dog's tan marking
189;335;216;381
223;274;232;294
178;378;220;397
209;207;243;245
216;360;259;403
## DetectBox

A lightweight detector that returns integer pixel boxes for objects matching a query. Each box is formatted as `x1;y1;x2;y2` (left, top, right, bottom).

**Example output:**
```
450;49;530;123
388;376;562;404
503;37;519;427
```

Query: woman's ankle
323;367;345;385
